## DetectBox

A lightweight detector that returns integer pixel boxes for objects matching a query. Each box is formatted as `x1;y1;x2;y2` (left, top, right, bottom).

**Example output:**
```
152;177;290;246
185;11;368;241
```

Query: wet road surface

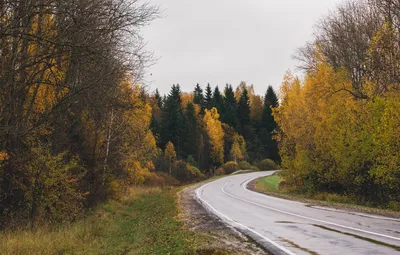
196;172;400;255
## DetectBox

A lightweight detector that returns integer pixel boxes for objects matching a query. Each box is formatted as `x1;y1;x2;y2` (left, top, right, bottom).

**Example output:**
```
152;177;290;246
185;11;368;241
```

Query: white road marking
240;176;400;222
196;181;296;255
219;177;400;242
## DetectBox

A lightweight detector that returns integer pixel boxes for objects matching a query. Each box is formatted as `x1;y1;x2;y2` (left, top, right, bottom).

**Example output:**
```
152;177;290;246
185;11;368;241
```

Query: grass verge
0;186;208;255
252;175;400;218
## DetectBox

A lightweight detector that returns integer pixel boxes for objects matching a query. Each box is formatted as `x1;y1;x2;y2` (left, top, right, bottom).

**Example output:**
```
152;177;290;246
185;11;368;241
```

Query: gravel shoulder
177;181;270;255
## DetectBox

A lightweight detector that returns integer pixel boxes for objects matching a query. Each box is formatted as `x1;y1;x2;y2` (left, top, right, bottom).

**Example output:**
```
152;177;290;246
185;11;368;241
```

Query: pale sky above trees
142;0;341;95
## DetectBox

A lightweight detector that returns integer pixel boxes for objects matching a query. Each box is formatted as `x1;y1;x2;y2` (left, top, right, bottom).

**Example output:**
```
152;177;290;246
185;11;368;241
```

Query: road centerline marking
220;176;400;242
196;180;296;255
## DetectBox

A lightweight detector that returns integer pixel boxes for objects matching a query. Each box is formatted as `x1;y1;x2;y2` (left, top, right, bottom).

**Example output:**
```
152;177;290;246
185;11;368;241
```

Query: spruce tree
193;83;204;110
237;88;257;161
183;102;200;162
262;86;279;132
154;89;163;109
159;84;187;158
260;86;280;162
212;86;224;117
204;83;213;110
222;84;237;128
237;88;251;132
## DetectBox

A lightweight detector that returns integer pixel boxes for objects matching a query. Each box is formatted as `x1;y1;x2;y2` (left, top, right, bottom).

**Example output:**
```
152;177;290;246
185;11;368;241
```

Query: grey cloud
142;0;341;95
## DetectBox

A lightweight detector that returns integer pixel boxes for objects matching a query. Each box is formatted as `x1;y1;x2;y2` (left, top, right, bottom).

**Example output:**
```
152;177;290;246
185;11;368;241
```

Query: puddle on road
280;237;320;255
275;221;297;224
312;224;400;252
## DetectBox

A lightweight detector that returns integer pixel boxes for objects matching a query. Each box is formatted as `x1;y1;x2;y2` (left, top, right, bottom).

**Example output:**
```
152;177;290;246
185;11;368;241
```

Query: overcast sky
142;0;342;95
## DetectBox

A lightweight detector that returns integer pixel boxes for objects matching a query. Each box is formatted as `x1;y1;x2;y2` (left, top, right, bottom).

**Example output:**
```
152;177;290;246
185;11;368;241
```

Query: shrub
215;167;224;176
257;159;278;171
153;156;169;173
143;172;166;187
172;160;204;182
222;161;238;174
250;166;260;172
238;161;252;170
186;155;197;167
388;201;400;211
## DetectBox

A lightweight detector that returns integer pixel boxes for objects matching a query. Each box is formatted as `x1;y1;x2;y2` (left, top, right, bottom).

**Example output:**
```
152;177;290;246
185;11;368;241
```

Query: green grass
254;175;400;217
256;175;280;192
0;187;205;254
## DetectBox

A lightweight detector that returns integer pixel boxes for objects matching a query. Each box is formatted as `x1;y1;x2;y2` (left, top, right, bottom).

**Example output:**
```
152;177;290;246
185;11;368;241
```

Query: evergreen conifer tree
204;83;213;110
212;86;224;117
260;86;280;162
222;84;237;128
237;88;251;132
159;85;187;158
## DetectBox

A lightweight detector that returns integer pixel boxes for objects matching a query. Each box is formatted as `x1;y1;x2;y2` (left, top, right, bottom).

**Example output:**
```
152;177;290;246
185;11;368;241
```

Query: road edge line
219;176;400;242
195;180;296;255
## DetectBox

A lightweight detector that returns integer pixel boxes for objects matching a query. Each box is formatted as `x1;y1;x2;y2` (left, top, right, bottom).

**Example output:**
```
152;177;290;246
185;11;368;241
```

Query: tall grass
0;186;171;255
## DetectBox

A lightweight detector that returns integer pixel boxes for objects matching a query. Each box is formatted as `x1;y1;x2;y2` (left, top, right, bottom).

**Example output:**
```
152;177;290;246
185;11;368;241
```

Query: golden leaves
0;151;9;161
164;141;177;162
203;108;224;164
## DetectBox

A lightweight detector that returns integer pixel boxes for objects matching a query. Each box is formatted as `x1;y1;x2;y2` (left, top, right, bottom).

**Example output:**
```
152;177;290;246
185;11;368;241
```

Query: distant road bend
196;172;400;255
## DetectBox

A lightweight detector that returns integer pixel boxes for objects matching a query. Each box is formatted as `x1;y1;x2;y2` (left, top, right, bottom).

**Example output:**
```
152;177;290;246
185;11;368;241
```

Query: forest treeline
0;0;280;228
276;0;400;208
150;82;280;173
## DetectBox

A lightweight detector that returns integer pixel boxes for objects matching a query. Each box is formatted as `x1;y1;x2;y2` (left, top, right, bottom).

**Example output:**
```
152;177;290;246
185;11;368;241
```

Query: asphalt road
196;172;400;255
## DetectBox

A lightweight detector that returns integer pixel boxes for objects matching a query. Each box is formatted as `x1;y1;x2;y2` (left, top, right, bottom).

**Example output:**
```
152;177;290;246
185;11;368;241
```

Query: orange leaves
0;151;9;161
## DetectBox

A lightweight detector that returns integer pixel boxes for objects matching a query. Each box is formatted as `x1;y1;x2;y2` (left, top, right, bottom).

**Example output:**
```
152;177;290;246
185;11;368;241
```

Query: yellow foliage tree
164;141;177;174
274;61;400;204
230;140;243;163
203;108;224;165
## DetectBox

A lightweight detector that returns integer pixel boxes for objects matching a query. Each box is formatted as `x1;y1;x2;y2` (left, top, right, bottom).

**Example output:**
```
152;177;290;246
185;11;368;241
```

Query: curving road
196;172;400;255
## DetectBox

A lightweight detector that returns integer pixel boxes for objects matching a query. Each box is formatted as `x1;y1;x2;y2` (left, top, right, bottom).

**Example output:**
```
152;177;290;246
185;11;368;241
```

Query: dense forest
150;82;280;173
0;0;279;228
276;0;400;208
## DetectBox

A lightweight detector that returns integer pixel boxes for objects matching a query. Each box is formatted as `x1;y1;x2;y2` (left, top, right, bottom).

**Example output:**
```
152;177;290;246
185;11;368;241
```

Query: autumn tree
230;140;243;163
203;108;225;170
164;141;177;174
0;0;158;226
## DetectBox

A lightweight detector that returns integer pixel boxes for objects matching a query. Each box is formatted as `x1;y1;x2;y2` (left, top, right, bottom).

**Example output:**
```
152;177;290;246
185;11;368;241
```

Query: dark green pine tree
236;88;258;161
262;86;279;132
183;102;200;164
222;84;237;128
150;89;162;142
193;83;204;105
159;84;188;159
212;86;224;116
204;83;213;110
236;88;251;133
260;86;280;162
193;83;205;113
154;89;163;109
150;115;161;140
